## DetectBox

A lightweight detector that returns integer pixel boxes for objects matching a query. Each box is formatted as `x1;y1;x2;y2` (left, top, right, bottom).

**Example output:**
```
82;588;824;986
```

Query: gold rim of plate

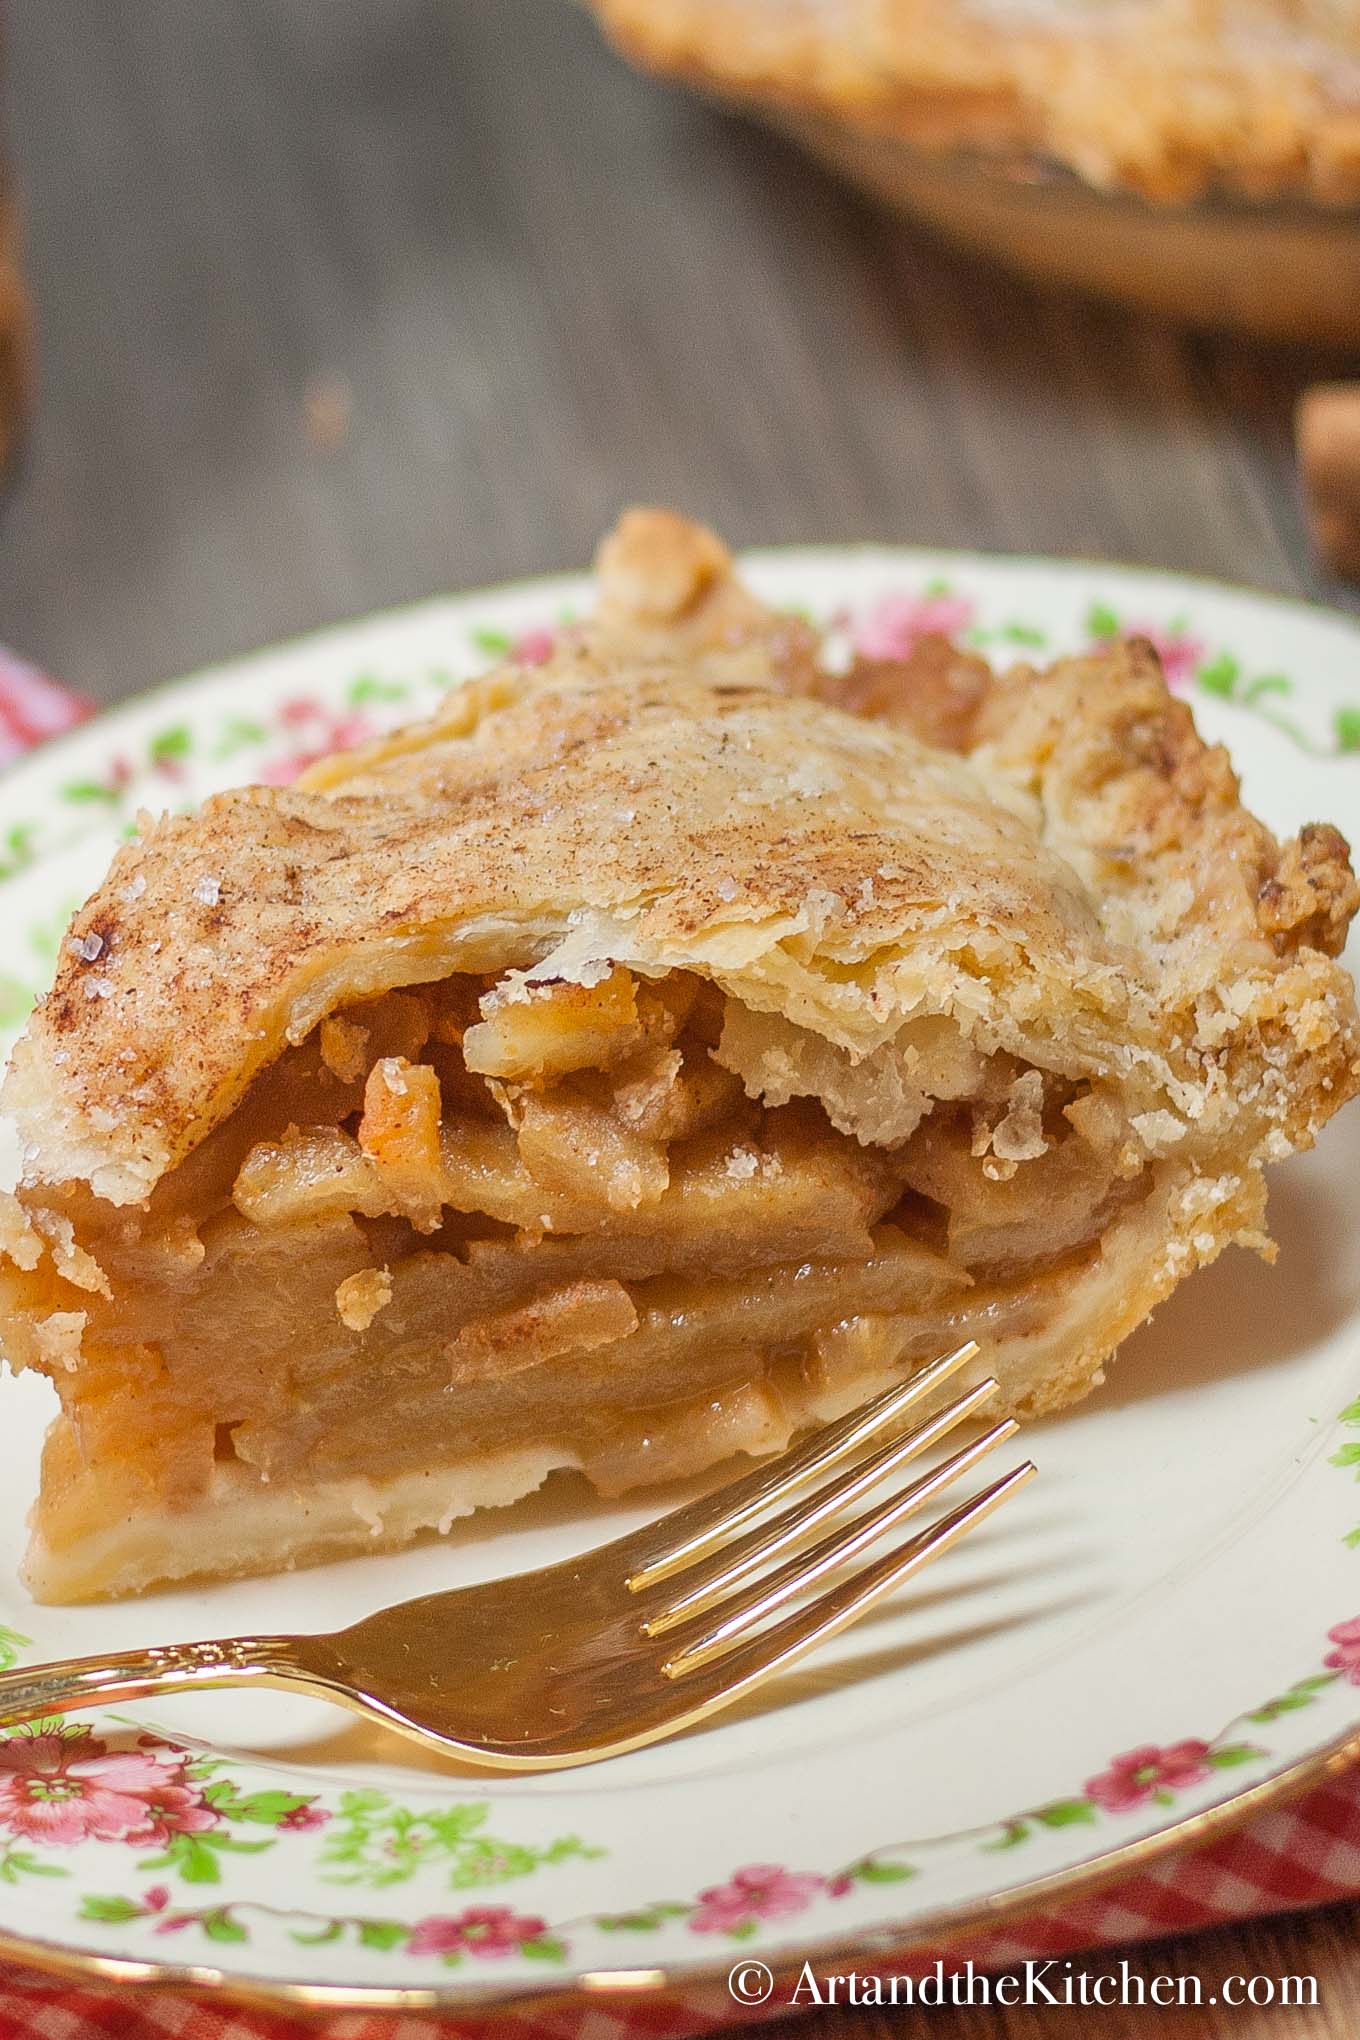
767;110;1360;344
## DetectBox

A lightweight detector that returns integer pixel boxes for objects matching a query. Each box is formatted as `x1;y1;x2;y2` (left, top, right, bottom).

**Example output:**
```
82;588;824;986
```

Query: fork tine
626;1339;981;1592
642;1376;1001;1637
658;1419;1020;1675
662;1459;1036;1684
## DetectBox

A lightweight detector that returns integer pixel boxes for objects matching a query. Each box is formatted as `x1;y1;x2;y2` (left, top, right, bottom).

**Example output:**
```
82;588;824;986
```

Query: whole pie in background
586;1;1360;339
1;509;1357;1601
588;0;1360;202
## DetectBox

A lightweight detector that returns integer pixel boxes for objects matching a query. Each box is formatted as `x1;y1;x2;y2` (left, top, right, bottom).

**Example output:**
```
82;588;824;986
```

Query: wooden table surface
1;0;1358;2029
2;0;1357;705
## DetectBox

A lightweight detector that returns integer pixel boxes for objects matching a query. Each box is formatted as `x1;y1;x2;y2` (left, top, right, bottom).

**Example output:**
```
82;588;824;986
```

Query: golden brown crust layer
587;0;1360;205
4;509;1357;1208
1259;822;1360;957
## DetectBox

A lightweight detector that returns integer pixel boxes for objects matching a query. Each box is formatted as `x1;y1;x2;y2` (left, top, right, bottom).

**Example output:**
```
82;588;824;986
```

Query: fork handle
0;1636;306;1728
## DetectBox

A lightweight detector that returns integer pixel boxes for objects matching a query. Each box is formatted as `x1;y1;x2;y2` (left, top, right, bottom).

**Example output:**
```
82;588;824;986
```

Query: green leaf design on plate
319;1789;600;1892
1196;651;1240;698
0;1845;67;1884
149;725;191;765
981;1817;1030;1852
0;823;36;884
0;975;34;1027
200;1908;248;1945
1332;1393;1360;1545
851;1859;917;1883
470;626;512;658
980;1798;1094;1850
290;1920;344;1947
139;1833;224;1885
1242;673;1292;703
1335;706;1360;752
1247;1672;1341;1723
80;1895;145;1923
1204;1742;1264;1769
60;779;122;805
357;1918;409;1952
347;673;409;706
138;1830;272;1885
201;1781;313;1826
212;716;268;760
521;1936;569;1963
598;1902;690;1930
0;1626;32;1672
1032;1799;1097;1829
1085;601;1120;640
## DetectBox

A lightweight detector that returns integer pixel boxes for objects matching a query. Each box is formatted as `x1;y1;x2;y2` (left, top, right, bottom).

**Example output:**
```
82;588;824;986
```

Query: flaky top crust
4;508;1358;1203
588;0;1360;205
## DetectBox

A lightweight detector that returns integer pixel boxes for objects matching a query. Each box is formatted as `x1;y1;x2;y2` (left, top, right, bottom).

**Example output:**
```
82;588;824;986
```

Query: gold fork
0;1341;1033;1769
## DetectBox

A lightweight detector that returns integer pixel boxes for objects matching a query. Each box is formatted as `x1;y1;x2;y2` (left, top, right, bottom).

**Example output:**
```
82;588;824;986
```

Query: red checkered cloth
0;661;1357;2039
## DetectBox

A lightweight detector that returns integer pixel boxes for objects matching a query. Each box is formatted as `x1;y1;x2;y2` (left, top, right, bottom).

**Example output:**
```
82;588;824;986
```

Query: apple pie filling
2;959;1143;1576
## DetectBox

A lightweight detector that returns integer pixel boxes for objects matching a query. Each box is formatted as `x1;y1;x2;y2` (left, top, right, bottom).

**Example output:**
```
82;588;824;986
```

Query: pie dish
587;0;1360;206
586;1;1360;341
0;508;1357;1602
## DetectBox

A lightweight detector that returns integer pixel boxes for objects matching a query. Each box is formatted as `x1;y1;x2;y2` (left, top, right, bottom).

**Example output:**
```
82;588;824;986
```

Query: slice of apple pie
2;510;1358;1601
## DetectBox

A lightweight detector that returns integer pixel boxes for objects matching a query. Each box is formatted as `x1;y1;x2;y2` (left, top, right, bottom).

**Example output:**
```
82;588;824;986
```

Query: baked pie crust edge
587;0;1360;207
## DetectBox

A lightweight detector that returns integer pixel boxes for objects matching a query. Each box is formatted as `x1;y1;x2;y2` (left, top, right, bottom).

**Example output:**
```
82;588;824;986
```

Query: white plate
0;550;1357;2014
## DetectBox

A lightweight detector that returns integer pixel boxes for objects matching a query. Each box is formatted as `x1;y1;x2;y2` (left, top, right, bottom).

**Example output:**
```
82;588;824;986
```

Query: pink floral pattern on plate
1084;1741;1214;1814
259;699;379;784
689;1865;827;1937
0;648;89;770
407;1906;550;1961
1323;1617;1360;1683
0;1730;204;1848
850;589;976;660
